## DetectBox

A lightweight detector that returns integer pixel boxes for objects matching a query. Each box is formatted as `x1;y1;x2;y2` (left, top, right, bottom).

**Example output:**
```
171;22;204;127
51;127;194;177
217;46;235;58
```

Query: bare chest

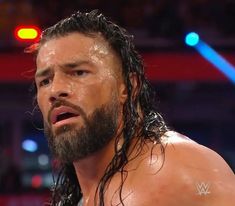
82;172;162;206
98;171;166;206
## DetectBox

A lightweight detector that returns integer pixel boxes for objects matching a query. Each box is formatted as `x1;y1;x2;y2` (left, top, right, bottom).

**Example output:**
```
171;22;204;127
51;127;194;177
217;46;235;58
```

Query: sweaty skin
36;32;235;206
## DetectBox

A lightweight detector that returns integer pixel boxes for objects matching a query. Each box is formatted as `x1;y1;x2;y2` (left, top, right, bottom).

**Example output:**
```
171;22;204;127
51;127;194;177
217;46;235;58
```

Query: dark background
0;0;234;204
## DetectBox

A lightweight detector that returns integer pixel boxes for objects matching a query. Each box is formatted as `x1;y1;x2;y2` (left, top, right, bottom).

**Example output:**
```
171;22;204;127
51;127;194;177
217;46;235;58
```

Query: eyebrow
35;60;92;78
35;67;51;78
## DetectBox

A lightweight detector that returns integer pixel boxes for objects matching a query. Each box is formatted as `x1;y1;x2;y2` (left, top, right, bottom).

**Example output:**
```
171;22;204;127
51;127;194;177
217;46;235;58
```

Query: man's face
35;32;127;163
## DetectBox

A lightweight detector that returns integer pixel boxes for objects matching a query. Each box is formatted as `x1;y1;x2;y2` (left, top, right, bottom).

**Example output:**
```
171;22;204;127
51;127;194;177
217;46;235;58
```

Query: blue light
22;139;38;152
195;41;235;83
185;32;200;46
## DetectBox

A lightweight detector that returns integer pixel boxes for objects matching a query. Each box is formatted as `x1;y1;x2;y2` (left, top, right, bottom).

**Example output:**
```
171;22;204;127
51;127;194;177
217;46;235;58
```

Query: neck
73;137;117;203
73;116;125;203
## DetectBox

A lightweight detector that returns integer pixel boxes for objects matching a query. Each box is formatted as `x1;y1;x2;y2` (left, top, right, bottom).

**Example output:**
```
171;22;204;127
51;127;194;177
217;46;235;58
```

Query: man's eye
74;70;89;76
39;79;50;87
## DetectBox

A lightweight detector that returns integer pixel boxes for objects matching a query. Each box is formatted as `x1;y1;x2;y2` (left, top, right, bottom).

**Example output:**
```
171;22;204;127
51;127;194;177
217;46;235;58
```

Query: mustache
47;99;86;125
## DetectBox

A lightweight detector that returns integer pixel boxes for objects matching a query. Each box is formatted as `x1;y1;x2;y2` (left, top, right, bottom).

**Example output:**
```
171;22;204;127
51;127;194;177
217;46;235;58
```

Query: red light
14;26;41;42
31;175;42;188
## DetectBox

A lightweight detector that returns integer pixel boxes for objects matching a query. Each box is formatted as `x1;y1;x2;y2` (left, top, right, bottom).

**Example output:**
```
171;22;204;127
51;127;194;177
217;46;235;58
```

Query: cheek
80;83;107;106
79;80;118;109
98;81;120;108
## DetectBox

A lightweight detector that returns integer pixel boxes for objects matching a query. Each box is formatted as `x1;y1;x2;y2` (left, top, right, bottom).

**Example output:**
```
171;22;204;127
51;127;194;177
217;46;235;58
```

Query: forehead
36;32;122;74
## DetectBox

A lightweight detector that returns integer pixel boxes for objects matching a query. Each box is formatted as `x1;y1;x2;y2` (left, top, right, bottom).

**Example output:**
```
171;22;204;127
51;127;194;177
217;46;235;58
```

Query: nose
49;74;71;103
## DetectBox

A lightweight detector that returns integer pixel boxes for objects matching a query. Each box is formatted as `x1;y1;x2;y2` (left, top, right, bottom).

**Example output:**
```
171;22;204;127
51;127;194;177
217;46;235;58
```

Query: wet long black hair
34;10;168;206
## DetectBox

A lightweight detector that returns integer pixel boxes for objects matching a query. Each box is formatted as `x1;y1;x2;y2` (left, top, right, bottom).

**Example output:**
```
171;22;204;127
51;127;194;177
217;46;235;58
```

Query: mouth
50;106;80;125
54;112;79;124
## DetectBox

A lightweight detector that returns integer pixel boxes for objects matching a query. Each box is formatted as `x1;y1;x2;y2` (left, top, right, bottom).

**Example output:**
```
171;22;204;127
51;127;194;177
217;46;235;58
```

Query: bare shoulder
162;131;234;177
127;131;235;206
149;131;235;205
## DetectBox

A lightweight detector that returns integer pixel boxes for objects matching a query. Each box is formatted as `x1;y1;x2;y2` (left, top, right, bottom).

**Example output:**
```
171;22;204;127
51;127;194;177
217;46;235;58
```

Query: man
32;10;235;206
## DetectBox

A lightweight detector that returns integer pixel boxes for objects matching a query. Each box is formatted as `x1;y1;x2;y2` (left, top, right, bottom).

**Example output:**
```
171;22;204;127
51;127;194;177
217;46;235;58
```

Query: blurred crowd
0;149;22;194
1;0;235;49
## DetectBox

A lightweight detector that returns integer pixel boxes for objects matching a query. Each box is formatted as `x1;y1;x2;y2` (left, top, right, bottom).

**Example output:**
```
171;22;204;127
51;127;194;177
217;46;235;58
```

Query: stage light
195;41;235;83
14;26;41;42
22;139;38;152
185;32;200;46
31;175;42;188
38;154;49;166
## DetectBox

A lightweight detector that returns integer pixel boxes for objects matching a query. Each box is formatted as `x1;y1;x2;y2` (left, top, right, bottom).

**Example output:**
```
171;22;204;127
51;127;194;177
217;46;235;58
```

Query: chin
53;123;79;136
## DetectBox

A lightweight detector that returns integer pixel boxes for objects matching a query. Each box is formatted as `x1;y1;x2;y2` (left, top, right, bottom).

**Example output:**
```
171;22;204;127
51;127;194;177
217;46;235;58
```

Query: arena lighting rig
185;32;235;84
14;25;41;42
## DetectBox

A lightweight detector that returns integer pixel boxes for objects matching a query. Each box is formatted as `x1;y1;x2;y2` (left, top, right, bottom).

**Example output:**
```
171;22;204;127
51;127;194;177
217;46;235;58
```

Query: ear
129;72;139;101
118;72;139;104
118;82;128;104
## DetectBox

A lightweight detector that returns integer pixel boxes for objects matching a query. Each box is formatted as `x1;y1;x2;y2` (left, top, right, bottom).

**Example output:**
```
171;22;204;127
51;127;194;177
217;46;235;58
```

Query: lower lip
53;116;80;127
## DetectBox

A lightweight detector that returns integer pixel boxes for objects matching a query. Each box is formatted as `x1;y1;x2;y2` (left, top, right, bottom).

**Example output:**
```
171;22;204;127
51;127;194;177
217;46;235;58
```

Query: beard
44;99;119;163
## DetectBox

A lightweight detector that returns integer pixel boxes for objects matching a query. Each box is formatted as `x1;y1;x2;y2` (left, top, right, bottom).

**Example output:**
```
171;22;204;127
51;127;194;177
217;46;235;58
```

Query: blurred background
0;0;235;205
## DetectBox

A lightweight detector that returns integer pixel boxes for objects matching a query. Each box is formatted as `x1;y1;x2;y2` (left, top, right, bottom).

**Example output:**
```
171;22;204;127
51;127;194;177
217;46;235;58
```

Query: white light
38;154;49;166
22;139;38;152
